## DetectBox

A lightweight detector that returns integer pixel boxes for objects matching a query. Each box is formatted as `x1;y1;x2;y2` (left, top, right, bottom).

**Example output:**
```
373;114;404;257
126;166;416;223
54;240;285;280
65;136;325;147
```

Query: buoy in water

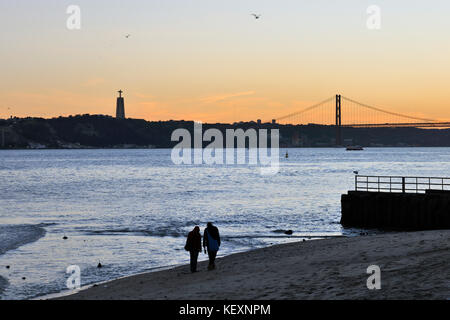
63;236;68;240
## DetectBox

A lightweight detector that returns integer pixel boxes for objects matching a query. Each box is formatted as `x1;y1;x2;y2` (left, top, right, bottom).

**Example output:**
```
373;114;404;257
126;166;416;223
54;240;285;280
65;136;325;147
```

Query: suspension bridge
274;94;450;145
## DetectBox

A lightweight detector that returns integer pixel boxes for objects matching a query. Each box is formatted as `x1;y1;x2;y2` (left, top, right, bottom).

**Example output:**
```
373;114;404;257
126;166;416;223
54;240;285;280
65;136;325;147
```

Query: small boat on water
346;145;364;151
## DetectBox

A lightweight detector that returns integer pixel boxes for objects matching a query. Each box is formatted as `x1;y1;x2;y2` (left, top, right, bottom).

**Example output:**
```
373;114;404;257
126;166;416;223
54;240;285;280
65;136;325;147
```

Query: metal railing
355;175;450;194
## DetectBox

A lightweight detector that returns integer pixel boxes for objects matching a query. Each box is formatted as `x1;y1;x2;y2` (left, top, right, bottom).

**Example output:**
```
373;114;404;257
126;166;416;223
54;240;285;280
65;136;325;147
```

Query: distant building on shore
116;90;125;119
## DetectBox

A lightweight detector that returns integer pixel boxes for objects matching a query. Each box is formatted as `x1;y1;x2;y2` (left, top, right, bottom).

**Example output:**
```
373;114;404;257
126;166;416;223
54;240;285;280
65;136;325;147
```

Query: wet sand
56;230;450;300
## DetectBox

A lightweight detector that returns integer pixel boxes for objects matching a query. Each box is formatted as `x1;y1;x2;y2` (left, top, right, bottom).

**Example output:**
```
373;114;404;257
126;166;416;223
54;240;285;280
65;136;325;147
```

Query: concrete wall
341;191;450;230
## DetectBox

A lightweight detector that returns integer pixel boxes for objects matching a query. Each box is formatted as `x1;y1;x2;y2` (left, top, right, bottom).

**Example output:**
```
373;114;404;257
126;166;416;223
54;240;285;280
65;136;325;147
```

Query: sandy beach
54;230;450;300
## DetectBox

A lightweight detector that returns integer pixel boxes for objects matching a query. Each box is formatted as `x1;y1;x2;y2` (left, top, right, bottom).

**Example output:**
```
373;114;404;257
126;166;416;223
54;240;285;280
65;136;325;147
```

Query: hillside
1;115;450;149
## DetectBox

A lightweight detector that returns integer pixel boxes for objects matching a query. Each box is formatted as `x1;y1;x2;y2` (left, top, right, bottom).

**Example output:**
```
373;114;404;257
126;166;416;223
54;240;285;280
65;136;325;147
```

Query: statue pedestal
116;97;125;119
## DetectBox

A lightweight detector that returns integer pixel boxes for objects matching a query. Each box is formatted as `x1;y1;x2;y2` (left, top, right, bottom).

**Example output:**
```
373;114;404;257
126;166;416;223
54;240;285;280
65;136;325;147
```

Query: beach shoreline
54;230;450;300
35;263;183;300
37;235;347;300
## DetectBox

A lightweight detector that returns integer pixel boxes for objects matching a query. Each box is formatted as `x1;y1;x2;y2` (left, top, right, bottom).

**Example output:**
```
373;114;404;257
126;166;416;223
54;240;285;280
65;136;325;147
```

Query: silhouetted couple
184;223;221;273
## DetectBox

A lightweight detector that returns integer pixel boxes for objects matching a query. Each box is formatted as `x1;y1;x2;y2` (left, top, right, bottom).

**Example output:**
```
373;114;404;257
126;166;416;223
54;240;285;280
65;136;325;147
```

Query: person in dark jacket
203;222;220;270
185;226;202;273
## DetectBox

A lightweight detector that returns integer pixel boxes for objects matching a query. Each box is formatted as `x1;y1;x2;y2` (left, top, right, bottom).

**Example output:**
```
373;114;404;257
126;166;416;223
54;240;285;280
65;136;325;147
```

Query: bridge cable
341;96;436;123
276;96;335;122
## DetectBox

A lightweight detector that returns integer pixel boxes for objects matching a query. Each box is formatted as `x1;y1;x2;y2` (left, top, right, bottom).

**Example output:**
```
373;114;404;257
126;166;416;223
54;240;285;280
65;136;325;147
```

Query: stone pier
341;190;450;230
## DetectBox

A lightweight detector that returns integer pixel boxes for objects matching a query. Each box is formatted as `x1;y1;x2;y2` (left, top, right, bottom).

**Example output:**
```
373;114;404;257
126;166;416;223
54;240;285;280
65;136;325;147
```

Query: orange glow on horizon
2;2;450;124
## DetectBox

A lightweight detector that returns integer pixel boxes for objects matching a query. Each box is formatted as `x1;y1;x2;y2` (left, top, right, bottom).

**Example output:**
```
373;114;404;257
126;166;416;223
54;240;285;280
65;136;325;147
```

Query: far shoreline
2;146;450;151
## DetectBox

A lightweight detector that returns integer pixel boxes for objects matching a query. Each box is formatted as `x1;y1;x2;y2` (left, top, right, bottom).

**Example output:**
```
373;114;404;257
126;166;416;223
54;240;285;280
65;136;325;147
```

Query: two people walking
184;223;221;273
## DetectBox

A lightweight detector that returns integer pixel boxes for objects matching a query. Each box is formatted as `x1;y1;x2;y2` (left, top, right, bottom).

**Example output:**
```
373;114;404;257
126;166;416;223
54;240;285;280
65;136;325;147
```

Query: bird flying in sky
125;34;131;38
251;13;261;19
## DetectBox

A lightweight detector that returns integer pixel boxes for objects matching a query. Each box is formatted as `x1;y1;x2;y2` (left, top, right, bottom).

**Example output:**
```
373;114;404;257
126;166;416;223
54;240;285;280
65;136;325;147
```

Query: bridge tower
335;94;342;146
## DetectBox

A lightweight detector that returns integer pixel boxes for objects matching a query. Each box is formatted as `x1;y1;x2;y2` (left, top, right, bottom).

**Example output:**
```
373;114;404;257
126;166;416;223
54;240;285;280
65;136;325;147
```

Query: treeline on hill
0;115;188;148
0;115;282;149
1;114;450;149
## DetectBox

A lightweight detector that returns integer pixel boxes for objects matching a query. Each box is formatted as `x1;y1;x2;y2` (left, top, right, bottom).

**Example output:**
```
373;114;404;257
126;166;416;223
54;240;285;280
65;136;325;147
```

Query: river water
1;147;449;299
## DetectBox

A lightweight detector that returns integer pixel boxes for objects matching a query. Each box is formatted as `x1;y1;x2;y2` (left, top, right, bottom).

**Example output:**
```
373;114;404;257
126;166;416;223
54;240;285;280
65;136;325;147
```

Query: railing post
402;177;406;193
355;175;358;191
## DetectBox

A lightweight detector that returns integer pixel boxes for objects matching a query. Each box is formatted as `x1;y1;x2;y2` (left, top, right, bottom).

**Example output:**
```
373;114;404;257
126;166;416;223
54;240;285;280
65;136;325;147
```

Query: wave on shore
0;224;47;256
0;224;46;295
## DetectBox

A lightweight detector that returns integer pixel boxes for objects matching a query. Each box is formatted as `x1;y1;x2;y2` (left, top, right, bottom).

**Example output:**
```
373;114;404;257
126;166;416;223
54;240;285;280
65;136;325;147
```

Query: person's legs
190;251;199;272
207;250;213;269
211;250;217;268
207;250;217;269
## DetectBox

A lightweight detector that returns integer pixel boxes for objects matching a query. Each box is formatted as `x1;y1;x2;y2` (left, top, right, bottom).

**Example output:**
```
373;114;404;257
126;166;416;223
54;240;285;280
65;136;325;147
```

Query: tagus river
1;148;450;299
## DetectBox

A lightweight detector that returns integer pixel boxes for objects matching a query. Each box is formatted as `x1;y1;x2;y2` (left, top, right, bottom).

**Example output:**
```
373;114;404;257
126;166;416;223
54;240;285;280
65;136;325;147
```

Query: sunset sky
1;0;450;123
